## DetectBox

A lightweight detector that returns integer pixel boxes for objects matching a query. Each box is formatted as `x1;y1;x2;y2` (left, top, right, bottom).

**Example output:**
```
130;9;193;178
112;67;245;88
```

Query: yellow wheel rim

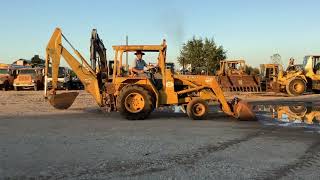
125;93;145;113
192;103;206;116
293;82;304;93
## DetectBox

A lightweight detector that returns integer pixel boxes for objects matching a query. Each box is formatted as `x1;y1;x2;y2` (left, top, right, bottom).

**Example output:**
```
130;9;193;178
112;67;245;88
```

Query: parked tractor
259;55;320;96
260;64;280;92
216;60;261;92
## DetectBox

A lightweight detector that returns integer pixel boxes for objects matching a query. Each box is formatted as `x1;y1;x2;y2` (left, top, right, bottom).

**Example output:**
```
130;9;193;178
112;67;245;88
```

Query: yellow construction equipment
44;28;255;120
14;67;44;91
260;64;281;92
260;56;320;96
260;62;307;96
303;55;320;92
216;60;261;92
0;64;16;91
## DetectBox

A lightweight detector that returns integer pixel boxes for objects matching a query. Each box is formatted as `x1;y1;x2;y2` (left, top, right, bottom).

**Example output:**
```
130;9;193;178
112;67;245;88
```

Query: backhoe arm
45;28;103;108
90;29;107;72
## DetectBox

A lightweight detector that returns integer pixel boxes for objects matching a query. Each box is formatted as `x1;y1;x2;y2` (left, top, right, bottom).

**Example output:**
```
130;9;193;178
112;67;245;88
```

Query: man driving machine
131;50;148;74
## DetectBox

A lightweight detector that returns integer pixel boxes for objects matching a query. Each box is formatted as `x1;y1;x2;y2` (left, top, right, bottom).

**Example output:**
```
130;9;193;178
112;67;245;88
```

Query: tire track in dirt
3;127;276;180
256;140;320;180
59;127;275;179
125;128;271;177
1;175;52;180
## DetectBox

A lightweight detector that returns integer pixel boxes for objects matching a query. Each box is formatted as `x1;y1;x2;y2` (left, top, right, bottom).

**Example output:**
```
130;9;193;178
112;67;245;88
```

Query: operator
289;57;295;66
287;57;295;71
131;50;148;74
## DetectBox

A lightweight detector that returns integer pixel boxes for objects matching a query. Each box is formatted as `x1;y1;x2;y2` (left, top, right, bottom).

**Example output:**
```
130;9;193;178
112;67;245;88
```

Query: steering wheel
145;65;159;74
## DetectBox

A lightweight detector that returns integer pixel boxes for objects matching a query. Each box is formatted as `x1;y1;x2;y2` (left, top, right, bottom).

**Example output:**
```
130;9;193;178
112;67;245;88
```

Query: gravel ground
1;91;320;179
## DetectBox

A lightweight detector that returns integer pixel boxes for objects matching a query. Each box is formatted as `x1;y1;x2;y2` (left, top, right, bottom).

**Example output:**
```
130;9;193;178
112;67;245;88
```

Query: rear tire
2;81;9;91
286;78;306;96
117;85;155;120
187;98;209;120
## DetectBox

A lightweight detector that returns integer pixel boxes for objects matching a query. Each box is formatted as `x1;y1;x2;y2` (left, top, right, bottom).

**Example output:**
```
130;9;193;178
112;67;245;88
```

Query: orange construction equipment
44;28;255;120
0;64;16;91
216;60;261;92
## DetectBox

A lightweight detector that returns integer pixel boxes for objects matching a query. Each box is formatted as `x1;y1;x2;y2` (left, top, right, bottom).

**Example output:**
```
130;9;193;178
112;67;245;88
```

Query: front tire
286;78;306;96
117;85;155;120
187;98;209;120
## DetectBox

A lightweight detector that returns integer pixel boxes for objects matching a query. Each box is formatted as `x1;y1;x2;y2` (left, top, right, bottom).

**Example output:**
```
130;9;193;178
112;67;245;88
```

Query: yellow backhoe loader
44;28;255;120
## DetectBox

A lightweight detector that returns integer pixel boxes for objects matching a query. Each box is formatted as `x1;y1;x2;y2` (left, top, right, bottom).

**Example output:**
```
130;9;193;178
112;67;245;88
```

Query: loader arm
45;28;103;108
208;78;233;116
208;78;254;120
175;75;255;120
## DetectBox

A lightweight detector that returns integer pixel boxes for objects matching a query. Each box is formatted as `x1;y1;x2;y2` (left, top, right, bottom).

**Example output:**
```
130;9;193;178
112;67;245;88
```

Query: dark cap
134;50;145;55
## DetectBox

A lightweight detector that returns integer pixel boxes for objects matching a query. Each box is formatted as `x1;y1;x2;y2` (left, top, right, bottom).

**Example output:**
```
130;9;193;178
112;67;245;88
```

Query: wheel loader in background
260;55;320;96
216;60;261;92
44;28;255;120
260;63;306;96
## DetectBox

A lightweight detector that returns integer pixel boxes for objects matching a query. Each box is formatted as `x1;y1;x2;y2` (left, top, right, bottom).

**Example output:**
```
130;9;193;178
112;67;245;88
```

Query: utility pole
182;57;185;75
126;35;128;71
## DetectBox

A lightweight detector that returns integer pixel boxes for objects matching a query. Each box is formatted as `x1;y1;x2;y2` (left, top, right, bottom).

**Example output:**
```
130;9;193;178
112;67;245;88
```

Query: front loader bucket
48;92;79;109
218;75;261;92
232;100;256;121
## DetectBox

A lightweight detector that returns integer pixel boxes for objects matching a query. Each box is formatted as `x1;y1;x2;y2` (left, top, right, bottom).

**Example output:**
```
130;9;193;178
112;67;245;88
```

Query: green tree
178;37;226;74
245;65;260;75
31;55;45;67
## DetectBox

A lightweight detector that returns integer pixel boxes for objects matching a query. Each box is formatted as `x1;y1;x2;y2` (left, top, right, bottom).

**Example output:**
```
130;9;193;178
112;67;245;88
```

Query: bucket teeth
219;75;261;92
48;92;79;109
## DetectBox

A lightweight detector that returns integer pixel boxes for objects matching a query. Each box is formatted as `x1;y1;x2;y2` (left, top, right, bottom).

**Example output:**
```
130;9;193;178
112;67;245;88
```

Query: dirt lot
1;91;320;179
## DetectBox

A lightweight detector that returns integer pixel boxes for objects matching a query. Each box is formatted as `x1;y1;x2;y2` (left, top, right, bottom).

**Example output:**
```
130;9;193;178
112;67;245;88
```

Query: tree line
177;36;259;75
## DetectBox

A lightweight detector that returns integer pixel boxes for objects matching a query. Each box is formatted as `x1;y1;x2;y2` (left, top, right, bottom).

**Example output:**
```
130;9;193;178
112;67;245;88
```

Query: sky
0;0;319;68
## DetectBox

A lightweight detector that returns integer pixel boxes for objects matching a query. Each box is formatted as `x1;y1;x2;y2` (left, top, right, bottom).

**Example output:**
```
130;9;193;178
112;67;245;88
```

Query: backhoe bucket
48;92;79;109
232;99;256;121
